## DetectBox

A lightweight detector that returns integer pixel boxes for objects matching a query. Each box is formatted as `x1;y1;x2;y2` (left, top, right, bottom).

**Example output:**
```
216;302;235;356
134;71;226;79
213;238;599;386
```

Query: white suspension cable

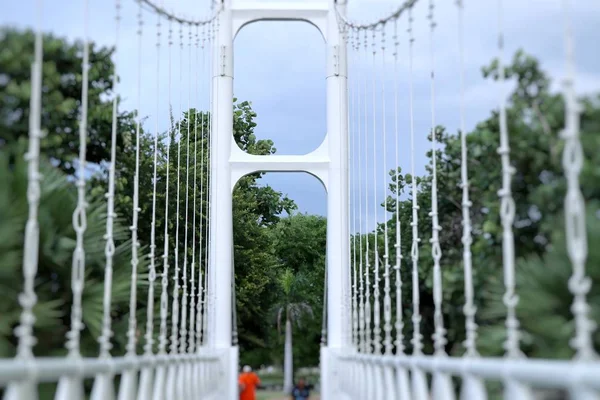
137;16;161;399
210;18;220;345
371;28;382;356
392;18;405;356
14;0;44;361
456;0;478;358
125;0;143;358
321;261;328;347
180;24;193;355
144;11;161;358
381;24;393;357
97;0;120;360
66;0;90;358
426;1;456;396
232;255;238;346
334;0;417;31
170;21;183;357
357;29;366;355
496;0;521;360
561;0;595;361
203;20;215;345
196;25;207;350
428;0;447;357
189;25;199;355
350;29;359;350
407;6;423;357
341;25;352;349
158;17;173;356
140;0;221;27
363;29;372;355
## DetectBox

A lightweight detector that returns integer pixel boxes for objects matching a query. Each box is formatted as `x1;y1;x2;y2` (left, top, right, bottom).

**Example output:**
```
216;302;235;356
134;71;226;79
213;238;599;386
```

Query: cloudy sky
3;0;599;232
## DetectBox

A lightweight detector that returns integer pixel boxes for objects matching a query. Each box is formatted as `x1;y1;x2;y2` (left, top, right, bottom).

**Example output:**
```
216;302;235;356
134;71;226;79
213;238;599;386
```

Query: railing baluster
55;1;91;397
178;22;193;400
450;1;489;399
561;1;598;399
137;11;162;400
349;28;359;355
4;2;44;399
361;28;377;400
490;1;533;398
352;28;367;400
90;2;121;399
152;15;174;400
427;2;455;399
379;23;397;400
189;23;201;399
370;25;386;400
166;20;184;399
117;2;144;399
389;17;411;400
406;6;429;400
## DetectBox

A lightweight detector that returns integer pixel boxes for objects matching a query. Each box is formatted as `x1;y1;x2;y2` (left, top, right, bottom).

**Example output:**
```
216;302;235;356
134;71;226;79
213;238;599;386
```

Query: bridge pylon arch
208;1;350;399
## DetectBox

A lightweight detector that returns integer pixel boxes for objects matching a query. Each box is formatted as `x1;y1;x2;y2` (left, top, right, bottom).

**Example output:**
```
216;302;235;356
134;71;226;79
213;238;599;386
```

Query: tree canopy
1;26;599;377
375;49;600;357
0;29;297;363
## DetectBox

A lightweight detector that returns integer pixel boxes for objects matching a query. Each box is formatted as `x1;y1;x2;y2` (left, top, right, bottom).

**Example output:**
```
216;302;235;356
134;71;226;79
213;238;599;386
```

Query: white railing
0;0;230;398
335;353;600;399
335;0;600;399
1;352;225;399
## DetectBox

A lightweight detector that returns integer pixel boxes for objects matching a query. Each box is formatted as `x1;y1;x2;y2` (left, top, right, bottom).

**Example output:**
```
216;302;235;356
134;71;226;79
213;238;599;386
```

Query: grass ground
256;390;320;400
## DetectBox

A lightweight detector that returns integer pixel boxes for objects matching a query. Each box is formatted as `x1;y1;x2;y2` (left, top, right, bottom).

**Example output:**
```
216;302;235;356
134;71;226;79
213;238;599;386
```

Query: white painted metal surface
1;0;599;399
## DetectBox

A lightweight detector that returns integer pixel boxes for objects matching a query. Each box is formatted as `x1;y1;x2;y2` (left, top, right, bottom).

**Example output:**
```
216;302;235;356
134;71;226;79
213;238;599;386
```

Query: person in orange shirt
238;365;261;400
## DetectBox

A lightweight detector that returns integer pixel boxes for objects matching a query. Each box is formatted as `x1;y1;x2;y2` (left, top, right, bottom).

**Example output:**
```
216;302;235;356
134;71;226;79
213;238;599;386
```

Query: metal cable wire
97;0;121;360
139;0;222;26
334;0;418;31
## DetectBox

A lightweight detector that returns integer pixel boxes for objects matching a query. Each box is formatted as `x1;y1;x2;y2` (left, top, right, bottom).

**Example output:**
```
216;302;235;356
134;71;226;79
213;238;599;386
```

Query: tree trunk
283;317;293;393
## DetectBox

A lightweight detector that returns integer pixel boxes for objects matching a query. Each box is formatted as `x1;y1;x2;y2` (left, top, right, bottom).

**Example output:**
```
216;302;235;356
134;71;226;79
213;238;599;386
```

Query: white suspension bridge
1;0;598;399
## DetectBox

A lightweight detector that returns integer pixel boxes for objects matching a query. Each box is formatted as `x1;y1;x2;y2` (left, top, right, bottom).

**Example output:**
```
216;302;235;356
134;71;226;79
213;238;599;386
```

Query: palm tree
273;268;313;393
0;143;148;359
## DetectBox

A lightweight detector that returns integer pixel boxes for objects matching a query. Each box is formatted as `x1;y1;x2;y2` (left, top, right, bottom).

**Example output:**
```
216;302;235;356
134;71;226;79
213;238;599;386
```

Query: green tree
0;28;136;175
272;213;327;369
273;269;314;393
0;143;149;359
382;50;600;357
478;204;600;359
1;29;298;368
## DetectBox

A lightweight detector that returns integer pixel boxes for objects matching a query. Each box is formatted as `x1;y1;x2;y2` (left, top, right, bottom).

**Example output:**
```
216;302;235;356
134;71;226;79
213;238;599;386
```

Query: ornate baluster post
406;6;429;400
561;1;598;399
55;1;91;397
392;16;411;400
4;2;44;399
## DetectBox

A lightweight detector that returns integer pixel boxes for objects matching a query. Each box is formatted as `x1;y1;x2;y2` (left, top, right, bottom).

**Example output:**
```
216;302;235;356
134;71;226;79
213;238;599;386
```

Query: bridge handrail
0;351;224;385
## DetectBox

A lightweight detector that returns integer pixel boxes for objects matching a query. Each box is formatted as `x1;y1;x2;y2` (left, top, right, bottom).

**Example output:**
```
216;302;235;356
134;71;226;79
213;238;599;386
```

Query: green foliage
0;142;149;358
0;27;135;175
4;23;598;375
0;29;297;364
238;213;327;369
273;214;326;369
478;204;600;359
232;115;298;364
378;49;600;357
274;269;314;333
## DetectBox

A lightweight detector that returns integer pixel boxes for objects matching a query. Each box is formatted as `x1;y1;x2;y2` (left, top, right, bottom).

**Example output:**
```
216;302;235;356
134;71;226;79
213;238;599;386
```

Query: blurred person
290;377;311;400
238;365;261;400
